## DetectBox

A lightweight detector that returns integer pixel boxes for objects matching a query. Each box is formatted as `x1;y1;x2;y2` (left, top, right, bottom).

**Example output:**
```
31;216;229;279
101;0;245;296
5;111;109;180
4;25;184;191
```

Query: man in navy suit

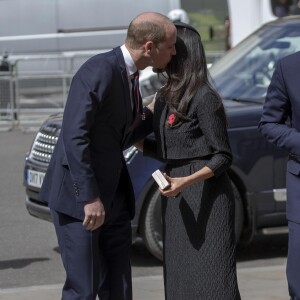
259;51;300;299
39;12;176;300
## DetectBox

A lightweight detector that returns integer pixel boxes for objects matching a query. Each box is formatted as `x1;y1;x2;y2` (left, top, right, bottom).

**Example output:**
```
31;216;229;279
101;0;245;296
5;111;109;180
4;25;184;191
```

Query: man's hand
82;197;105;231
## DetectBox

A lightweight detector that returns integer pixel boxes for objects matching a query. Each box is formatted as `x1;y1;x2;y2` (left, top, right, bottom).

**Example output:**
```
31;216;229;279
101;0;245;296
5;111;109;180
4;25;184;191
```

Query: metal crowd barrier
9;53;96;132
0;72;15;131
15;73;73;132
0;50;224;132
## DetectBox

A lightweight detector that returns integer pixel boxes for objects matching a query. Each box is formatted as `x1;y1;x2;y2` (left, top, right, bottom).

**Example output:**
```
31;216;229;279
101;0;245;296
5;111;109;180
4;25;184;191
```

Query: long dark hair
160;23;221;127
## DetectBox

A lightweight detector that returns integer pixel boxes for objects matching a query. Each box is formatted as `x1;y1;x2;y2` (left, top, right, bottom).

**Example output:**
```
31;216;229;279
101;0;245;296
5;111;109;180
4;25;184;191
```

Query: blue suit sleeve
122;107;154;149
259;60;300;158
61;66;110;203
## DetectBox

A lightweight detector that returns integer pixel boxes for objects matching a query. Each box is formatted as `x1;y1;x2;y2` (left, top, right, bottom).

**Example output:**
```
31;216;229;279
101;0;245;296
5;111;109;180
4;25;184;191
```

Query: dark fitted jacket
259;51;300;223
144;85;232;177
39;47;153;220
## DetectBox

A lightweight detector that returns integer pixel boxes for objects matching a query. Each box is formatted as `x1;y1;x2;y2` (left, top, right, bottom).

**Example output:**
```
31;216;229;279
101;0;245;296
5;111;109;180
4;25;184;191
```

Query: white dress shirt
120;44;138;110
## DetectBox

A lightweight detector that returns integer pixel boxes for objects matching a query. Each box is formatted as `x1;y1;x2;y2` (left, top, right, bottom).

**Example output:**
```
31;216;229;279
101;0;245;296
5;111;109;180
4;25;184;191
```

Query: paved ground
0;263;289;300
0;129;290;300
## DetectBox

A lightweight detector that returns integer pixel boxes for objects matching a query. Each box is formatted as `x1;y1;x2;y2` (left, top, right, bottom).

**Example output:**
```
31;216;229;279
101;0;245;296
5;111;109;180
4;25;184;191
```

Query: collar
120;44;137;77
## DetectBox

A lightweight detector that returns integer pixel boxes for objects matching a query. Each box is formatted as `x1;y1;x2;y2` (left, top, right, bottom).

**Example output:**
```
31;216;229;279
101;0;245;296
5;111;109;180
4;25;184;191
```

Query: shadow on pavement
130;233;288;267
131;238;162;267
237;233;288;262
0;258;49;270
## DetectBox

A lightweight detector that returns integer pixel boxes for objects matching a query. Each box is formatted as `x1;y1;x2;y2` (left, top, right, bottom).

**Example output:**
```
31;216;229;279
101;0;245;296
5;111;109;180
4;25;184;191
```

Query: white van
0;0;180;56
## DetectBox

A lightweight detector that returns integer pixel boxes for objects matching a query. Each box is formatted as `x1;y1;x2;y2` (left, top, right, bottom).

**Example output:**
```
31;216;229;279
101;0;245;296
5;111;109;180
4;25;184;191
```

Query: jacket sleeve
258;60;300;158
196;91;232;177
61;64;110;203
143;135;159;158
122;107;154;149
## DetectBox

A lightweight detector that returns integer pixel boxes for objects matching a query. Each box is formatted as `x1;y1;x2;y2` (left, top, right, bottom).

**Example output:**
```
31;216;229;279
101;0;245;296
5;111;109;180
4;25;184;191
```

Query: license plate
27;169;45;188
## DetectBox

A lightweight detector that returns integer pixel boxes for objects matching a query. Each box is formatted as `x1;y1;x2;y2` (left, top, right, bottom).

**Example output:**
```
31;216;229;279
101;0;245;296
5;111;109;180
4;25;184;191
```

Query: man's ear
144;41;154;56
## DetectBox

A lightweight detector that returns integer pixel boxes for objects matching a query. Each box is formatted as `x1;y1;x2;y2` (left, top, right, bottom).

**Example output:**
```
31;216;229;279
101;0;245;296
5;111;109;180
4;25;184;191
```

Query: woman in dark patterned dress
139;22;241;299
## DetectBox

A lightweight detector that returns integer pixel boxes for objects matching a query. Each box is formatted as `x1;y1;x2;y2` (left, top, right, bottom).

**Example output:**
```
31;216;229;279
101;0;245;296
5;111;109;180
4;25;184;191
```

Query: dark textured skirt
162;160;241;300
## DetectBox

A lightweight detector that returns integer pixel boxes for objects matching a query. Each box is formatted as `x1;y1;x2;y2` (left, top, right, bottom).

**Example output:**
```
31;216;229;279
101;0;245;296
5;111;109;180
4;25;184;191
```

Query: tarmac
0;262;289;300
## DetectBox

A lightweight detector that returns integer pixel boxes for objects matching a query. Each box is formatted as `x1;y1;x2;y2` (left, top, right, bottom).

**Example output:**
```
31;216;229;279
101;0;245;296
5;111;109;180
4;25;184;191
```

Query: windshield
210;20;300;103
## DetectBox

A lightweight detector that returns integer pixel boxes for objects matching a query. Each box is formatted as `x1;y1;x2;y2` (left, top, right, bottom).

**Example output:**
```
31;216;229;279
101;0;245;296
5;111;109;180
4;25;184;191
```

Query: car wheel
140;186;163;261
140;181;244;261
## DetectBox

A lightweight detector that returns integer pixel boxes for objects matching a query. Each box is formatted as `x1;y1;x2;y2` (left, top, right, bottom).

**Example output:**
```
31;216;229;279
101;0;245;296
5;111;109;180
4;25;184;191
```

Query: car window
210;22;300;102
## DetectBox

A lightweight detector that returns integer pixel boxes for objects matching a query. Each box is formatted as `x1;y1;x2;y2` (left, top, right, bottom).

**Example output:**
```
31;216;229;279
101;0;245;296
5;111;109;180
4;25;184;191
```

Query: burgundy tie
130;71;143;128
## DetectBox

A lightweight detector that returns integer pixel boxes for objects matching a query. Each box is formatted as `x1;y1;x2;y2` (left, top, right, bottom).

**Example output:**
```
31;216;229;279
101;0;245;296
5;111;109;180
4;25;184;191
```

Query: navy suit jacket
259;51;300;223
39;47;153;220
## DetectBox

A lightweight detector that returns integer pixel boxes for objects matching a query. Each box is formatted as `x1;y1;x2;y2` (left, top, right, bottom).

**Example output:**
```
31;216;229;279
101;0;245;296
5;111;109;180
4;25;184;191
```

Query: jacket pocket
60;154;69;168
287;159;300;176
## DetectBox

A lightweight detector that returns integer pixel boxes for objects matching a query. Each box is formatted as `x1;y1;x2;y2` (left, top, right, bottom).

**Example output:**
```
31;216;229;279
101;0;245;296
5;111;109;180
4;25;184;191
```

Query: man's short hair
126;17;170;49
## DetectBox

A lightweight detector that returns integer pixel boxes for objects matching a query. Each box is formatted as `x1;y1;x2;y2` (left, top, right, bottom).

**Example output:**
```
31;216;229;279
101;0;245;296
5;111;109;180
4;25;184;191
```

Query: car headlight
28;125;60;163
123;146;138;163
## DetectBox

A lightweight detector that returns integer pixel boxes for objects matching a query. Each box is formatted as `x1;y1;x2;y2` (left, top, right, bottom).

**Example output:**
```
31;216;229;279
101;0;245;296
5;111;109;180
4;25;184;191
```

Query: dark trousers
287;220;300;300
51;185;132;300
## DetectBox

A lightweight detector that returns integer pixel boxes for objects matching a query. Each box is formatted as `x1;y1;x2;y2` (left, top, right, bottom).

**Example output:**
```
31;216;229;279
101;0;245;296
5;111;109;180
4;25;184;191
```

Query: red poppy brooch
167;113;176;127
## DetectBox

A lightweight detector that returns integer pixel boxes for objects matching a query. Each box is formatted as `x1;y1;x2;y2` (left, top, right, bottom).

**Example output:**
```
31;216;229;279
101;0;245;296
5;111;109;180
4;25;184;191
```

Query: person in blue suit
39;12;176;300
259;51;300;300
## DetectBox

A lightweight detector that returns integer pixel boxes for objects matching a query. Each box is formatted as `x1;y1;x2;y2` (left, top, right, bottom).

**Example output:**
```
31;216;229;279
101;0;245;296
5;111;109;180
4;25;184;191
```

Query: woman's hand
159;173;188;198
134;139;144;152
146;92;157;113
159;166;214;198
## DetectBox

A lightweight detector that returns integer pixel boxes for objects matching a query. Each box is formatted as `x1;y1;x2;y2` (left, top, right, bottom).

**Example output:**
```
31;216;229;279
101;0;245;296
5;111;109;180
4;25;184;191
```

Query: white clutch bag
152;169;170;190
